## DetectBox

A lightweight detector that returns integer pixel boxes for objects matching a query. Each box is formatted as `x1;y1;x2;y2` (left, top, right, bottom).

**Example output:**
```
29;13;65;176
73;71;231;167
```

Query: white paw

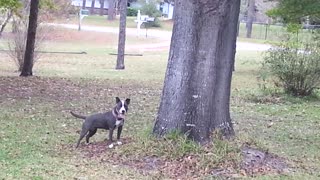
108;143;114;149
117;141;122;145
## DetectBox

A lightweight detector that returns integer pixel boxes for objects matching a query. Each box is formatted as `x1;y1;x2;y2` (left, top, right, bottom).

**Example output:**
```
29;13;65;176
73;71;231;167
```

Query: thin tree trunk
115;0;127;70
153;0;240;143
82;0;86;9
0;10;13;37
246;0;255;38
90;0;96;14
99;0;105;16
20;0;40;77
108;0;116;20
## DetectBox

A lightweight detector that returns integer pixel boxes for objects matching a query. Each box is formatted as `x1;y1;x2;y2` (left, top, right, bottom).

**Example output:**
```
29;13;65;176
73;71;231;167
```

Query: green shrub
140;0;162;27
262;33;320;96
140;0;162;17
127;7;138;16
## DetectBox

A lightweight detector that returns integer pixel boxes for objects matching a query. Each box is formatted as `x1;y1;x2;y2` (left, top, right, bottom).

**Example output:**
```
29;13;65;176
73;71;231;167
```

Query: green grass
1;27;320;179
238;23;315;42
0;100;149;179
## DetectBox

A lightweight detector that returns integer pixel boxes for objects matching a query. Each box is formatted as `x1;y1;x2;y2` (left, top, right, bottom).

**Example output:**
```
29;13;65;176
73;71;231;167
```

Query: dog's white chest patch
116;120;123;126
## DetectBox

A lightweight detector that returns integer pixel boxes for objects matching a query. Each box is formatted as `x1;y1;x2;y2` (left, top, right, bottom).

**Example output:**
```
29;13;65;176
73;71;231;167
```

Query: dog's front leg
116;126;123;145
108;129;114;148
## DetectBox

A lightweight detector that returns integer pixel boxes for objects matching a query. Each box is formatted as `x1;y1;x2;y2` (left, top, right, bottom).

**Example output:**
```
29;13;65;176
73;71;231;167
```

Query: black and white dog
71;97;130;148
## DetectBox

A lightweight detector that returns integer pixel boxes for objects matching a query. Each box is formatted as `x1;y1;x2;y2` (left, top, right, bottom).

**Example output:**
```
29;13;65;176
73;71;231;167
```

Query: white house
71;0;110;10
158;2;174;19
130;1;174;19
71;0;174;19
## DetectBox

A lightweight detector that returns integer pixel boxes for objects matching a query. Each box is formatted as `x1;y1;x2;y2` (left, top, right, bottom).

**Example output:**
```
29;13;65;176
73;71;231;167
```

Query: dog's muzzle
113;109;125;119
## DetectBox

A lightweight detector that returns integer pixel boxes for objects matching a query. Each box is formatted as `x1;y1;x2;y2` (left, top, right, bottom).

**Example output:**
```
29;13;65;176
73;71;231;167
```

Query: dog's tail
70;111;86;120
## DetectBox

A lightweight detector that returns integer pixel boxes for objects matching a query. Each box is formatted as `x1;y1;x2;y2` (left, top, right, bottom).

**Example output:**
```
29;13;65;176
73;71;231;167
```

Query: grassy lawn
238;23;315;42
0;28;320;179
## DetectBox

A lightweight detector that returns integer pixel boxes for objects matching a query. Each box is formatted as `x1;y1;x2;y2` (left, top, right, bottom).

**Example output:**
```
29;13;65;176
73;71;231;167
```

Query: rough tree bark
153;0;240;143
246;0;255;38
115;0;127;70
20;0;39;77
108;0;116;20
99;0;105;15
82;0;86;9
90;0;96;14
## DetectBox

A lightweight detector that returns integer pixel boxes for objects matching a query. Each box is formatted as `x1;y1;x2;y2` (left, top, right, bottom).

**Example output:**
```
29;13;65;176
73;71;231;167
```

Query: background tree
0;0;21;37
20;0;39;76
108;0;116;20
0;9;13;37
99;0;104;15
115;0;127;69
82;0;86;9
90;0;95;14
246;0;255;38
6;0;69;72
153;0;240;143
0;0;20;9
267;0;320;24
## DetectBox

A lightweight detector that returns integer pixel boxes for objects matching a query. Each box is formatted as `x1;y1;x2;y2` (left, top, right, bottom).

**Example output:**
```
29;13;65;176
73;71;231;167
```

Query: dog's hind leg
86;128;97;144
76;128;89;148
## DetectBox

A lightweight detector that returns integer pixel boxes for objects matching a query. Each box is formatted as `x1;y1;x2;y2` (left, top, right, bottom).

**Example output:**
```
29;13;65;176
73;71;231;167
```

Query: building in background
71;0;174;19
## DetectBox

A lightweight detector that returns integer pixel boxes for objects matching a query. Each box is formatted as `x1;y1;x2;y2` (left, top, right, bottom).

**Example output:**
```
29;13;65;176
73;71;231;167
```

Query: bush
8;17;47;72
140;2;161;17
262;33;320;96
7;1;48;72
127;7;138;16
140;0;162;27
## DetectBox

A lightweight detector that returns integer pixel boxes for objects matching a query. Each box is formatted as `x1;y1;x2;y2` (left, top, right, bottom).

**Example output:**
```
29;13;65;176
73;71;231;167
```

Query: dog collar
112;109;125;120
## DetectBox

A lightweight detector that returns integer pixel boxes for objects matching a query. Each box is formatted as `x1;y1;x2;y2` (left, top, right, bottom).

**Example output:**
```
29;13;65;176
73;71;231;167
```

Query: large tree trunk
115;0;127;69
153;0;240;143
20;0;39;77
246;0;255;38
90;0;96;14
99;0;105;16
108;0;116;20
82;0;86;9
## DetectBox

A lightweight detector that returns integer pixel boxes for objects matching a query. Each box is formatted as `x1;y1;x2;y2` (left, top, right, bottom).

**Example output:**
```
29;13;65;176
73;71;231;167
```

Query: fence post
265;24;268;40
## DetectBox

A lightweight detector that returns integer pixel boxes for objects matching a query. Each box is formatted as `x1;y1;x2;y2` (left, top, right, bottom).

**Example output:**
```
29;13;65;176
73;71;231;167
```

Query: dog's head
115;97;130;117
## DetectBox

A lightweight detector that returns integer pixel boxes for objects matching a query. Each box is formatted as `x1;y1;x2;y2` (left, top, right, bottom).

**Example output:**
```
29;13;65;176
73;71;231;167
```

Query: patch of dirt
73;137;134;158
74;142;290;179
240;146;290;176
0;76;160;106
246;94;284;104
110;154;214;179
45;28;117;44
0;28;117;45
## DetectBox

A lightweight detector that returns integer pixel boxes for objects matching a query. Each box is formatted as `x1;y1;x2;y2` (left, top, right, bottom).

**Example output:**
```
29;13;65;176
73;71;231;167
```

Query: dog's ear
125;98;130;105
116;97;121;103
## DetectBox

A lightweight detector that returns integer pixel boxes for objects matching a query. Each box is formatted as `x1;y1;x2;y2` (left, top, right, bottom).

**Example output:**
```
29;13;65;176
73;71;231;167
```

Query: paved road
47;23;271;51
